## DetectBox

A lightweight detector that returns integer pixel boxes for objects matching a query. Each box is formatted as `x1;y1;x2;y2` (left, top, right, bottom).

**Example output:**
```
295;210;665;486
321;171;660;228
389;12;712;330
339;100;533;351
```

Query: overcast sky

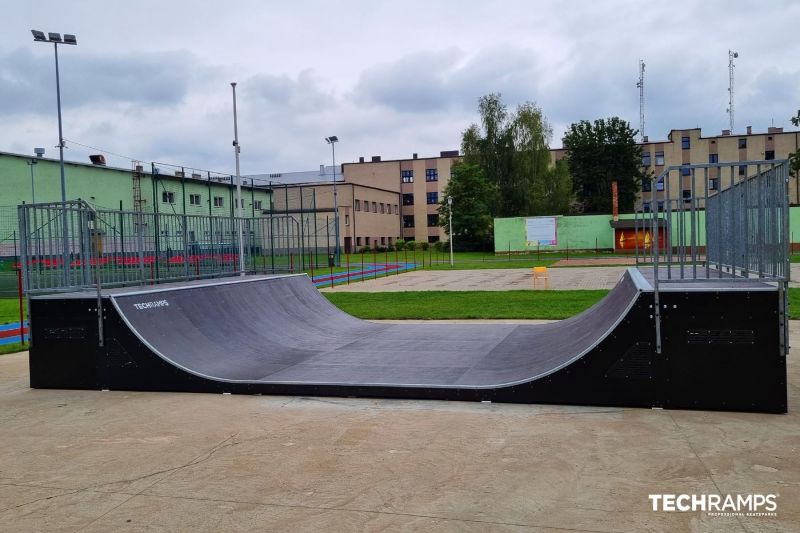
2;1;798;175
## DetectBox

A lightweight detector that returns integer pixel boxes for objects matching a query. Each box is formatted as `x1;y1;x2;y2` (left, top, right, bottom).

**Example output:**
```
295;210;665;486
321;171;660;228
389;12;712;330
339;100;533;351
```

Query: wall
0;152;271;216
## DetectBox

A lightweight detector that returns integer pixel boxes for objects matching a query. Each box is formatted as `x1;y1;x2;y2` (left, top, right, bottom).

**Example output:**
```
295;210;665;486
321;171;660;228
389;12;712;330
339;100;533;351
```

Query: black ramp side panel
111;273;638;387
29;269;788;413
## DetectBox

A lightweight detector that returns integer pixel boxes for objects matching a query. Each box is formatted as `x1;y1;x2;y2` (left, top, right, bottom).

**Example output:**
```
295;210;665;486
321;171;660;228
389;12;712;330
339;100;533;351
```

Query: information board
525;217;557;246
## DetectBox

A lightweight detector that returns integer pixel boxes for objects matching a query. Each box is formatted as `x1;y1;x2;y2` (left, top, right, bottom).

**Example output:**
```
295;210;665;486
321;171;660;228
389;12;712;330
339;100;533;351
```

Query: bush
419;242;430;251
404;240;417;251
433;241;445;252
394;239;406;250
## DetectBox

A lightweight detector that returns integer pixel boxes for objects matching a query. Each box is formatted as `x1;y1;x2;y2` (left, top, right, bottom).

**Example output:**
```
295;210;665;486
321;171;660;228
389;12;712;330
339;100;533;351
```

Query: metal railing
635;160;791;354
17;200;336;295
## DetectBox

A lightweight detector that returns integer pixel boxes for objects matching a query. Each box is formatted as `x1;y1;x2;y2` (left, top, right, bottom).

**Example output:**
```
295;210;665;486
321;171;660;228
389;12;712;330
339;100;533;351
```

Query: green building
0;151;272;217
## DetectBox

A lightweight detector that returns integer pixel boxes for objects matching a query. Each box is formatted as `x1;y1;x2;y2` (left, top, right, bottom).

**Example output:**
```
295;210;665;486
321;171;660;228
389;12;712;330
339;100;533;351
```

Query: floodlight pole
27;158;38;204
326;136;340;265
231;82;245;276
447;196;454;266
33;31;77;285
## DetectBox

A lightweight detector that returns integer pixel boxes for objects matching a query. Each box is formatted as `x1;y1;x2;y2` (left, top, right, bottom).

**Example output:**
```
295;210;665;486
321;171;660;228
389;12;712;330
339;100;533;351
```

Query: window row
356;236;398;247
401;192;439;206
399;169;440;183
354;199;398;214
401;214;439;228
161;191;261;210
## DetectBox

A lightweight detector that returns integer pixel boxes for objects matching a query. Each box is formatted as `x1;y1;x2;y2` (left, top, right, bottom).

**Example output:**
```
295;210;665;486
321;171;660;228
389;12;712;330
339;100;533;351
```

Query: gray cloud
0;46;196;117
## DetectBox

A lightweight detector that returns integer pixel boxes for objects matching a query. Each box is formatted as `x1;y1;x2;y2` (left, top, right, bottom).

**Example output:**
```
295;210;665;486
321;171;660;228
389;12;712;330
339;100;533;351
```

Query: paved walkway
321;266;628;292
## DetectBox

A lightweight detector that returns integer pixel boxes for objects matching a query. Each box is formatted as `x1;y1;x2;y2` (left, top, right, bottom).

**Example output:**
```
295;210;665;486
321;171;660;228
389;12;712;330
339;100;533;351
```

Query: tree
562;117;643;214
439;162;496;250
791;110;800;183
533;158;573;215
461;94;554;217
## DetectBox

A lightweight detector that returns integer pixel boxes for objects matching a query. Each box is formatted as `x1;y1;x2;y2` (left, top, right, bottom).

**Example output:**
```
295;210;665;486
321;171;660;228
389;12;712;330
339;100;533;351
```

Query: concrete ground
0;326;798;532
321;266;629;292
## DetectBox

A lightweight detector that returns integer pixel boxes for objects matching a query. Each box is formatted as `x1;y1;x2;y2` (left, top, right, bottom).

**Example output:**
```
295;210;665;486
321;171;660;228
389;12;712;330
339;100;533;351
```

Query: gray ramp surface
111;271;639;388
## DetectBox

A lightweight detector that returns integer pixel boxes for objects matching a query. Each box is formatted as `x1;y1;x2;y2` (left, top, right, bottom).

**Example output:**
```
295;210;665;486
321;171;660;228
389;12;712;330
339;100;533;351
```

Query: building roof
246;165;343;186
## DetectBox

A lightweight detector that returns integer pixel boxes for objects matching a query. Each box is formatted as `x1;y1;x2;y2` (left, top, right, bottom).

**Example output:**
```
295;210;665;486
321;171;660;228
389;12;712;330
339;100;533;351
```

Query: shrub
419;242;430;251
405;240;417;251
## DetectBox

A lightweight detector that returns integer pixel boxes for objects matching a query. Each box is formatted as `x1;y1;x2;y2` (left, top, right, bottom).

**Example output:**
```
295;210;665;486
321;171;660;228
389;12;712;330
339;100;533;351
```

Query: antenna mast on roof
636;60;645;142
727;50;738;133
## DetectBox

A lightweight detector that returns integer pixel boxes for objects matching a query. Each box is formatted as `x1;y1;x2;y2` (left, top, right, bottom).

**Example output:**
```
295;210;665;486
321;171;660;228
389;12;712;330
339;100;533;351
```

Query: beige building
552;125;800;209
343;151;458;244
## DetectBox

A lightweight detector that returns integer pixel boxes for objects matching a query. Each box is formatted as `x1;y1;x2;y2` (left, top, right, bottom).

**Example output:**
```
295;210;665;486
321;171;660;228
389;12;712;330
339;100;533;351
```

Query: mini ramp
28;268;787;413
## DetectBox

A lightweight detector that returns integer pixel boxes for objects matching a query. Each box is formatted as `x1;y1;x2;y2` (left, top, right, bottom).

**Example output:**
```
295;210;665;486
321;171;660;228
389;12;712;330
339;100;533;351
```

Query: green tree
562;117;643;214
461;94;553;217
534;158;573;215
439;162;496;250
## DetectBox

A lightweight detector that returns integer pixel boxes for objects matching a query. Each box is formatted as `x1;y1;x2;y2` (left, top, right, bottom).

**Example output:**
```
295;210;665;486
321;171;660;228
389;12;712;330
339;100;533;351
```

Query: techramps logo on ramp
132;299;170;310
648;493;779;518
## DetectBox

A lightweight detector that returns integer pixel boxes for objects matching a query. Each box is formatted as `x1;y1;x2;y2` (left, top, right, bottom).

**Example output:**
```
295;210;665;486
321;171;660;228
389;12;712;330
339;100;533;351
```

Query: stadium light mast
636;60;645;142
447;196;454;266
231;82;245;276
325;136;340;265
727;50;738;133
32;30;76;284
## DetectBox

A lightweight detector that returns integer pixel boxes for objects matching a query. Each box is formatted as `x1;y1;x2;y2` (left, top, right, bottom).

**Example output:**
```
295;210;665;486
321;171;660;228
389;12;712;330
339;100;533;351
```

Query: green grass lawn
0;298;25;325
324;290;609;320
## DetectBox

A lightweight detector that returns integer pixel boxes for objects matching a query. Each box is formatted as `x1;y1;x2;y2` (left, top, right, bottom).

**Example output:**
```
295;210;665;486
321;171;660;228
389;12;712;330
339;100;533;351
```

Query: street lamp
231;82;245;276
32;30;76;284
27;148;45;203
325;136;340;265
447;196;454;266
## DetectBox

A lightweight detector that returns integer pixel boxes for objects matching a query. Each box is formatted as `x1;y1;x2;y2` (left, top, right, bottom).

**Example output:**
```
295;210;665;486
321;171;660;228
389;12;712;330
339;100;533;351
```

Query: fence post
17;265;25;346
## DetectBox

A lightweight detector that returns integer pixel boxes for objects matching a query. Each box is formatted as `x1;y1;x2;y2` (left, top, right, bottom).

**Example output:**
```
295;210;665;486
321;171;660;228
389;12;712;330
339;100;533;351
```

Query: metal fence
17;200;336;295
636;160;790;282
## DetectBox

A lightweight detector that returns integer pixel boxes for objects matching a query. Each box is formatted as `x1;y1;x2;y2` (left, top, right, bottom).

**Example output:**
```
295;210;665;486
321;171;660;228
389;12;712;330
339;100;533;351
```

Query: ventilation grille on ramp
605;342;652;379
686;329;755;345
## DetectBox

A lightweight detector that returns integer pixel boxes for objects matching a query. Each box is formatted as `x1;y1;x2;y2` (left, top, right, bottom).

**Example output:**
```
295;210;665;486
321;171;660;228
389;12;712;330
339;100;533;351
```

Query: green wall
494;209;752;252
0;152;271;215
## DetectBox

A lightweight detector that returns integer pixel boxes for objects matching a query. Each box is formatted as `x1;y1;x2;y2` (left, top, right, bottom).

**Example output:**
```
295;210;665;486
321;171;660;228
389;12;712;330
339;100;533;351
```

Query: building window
355;199;360;211
402;193;414;206
739;165;748;176
253;200;262;210
709;178;718;190
356;237;361;246
380;203;385;214
403;215;415;228
162;191;175;204
738;138;747;149
765;150;775;160
642;180;652;192
380;237;386;245
425;168;438;181
708;154;718;164
642;152;651;166
213;196;224;207
682;189;691;202
642;201;651;213
681;166;691;176
656;177;665;191
655;151;665;166
426;192;439;204
401;170;414;183
427;214;439;227
657;201;665;212
428;236;440;243
372;202;377;213
394;204;398;214
189;193;201;205
681;136;690;149
345;214;350;226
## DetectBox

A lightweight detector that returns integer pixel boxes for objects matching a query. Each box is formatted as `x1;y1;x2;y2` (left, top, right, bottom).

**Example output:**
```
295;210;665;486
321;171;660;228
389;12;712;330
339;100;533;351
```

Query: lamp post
447;196;454;266
27;148;44;203
231;82;245;276
325;136;340;265
32;30;76;285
